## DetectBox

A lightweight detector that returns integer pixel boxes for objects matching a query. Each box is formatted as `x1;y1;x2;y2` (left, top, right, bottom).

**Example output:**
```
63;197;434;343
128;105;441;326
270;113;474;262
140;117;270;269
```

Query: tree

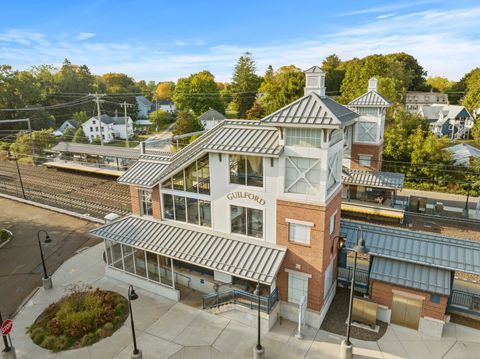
231;52;262;118
471;118;480;144
322;54;345;95
11;129;55;157
100;73;138;94
91;136;101;145
72;127;89;144
30;110;55;130
154;82;175;101
462;68;480;112
426;77;454;93
172;111;203;146
72;111;89;124
61;127;77;142
149;110;174;131
258;65;305;115
173;71;224;115
246;102;265;120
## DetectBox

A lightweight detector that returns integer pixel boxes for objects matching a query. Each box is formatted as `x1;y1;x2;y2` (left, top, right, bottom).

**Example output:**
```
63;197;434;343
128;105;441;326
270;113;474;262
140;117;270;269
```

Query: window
356;122;377;142
285;157;321;196
231;205;263;238
229;155;263;187
162;154;210;194
285;128;321;148
139;189;153;216
330;129;343;146
288;223;311;245
90;127;93;132
324;261;333;299
96;126;99;131
329;213;336;235
359;155;372;167
162;193;211;227
357;108;379;116
92;120;96;124
430;294;441;304
146;252;159;282
288;273;308;305
327;152;342;193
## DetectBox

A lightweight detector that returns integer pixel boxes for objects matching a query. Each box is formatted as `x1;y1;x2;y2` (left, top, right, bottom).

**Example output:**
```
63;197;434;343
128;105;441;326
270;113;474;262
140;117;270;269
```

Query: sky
0;0;479;82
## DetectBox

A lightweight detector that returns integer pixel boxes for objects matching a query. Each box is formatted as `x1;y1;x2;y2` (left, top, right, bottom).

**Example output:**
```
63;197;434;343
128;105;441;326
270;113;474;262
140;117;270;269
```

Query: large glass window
139;189;153;216
285;128;321;148
162;193;211;227
162;154;210;194
229;155;263;187
356;122;378;142
231;205;263;238
285;157;321;196
134;249;146;277
146;252;160;282
123;245;135;274
358;108;379;116
288;273;308;305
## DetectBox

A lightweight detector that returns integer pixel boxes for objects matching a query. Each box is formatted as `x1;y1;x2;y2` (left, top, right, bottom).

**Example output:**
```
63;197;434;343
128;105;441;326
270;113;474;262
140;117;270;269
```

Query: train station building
90;66;480;336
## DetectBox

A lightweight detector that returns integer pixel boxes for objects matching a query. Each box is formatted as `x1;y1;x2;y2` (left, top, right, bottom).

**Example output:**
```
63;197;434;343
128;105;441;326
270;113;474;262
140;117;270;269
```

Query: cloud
339;0;434;16
377;13;394;19
76;32;95;41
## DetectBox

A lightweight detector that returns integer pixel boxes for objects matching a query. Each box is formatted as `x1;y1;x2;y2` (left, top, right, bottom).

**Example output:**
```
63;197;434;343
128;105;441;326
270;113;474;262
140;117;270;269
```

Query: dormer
304;66;326;97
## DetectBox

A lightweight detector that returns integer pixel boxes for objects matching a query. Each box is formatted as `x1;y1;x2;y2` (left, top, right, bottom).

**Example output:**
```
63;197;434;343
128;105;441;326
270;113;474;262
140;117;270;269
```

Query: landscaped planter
27;285;129;352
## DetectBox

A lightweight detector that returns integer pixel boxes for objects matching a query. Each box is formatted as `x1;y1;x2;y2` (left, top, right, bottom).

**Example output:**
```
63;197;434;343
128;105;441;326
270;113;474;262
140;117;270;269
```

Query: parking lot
0;197;100;318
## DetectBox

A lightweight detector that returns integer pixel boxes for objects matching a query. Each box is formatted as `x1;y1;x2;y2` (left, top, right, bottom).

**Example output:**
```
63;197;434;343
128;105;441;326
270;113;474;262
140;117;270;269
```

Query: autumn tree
231;52;262;118
426;76;454;93
154;82;175;101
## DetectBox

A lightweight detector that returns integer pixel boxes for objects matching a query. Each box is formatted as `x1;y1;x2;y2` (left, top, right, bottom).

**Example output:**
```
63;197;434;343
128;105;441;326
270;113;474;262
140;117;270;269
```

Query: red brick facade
130;186;140;215
130;185;161;220
351;143;383;171
370;280;448;321
276;190;342;312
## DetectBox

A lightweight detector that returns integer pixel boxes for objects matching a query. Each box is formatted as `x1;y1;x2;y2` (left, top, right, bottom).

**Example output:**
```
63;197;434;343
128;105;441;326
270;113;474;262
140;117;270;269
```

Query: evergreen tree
322;54;345;95
231;52;261;118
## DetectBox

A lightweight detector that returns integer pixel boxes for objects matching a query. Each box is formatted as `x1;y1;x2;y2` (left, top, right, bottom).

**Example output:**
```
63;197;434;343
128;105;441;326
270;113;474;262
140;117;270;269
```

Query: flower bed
27;284;128;352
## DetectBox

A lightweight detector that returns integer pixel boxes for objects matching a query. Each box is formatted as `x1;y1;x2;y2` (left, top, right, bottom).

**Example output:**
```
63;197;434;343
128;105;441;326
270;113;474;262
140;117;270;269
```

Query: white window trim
285;268;312;278
285;156;321;195
358;154;373;167
288;222;311;246
329;210;338;235
286;218;314;227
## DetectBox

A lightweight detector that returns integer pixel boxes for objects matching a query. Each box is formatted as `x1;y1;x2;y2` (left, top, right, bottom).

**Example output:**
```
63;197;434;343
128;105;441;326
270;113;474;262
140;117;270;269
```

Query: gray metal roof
370;256;451;295
342;168;405;190
261;92;358;127
118;154;170;186
51;142;140;159
348;91;391;107
90;215;287;284
204;125;282;156
340;220;480;275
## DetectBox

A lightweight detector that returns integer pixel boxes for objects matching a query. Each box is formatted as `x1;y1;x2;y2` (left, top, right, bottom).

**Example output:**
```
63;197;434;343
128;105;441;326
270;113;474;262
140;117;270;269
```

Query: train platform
44;161;124;177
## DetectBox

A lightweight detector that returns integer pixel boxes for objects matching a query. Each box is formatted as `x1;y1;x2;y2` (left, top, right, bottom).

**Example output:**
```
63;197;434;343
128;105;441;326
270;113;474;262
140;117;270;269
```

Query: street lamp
37;230;52;289
128;285;142;359
253;281;265;359
340;228;368;359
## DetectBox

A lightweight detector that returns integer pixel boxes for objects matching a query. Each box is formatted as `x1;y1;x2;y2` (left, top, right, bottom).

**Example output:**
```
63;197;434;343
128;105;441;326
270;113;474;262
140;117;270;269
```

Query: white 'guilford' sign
226;191;266;205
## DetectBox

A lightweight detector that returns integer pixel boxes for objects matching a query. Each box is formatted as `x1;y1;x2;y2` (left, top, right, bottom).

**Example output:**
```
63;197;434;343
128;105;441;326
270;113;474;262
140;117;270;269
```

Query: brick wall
370;280;448;321
276;190;342;312
351;143;383;171
152;185;161;220
130;186;140;215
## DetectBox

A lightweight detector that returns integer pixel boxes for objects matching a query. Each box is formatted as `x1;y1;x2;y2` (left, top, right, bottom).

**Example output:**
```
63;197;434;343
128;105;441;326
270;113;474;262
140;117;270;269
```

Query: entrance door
391;293;422;330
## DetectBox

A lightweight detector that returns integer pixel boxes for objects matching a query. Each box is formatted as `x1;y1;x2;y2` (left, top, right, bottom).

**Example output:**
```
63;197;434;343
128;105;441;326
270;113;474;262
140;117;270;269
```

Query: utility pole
26;118;35;162
120;101;133;148
92;93;106;146
13;150;26;199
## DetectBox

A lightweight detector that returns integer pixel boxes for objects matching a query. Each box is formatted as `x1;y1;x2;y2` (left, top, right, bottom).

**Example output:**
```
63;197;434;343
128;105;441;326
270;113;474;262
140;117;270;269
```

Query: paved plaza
6;242;480;359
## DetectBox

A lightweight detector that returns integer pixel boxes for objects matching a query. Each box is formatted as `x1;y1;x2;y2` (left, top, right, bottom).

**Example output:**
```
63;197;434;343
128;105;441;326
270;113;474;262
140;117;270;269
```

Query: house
82;114;134;143
404;91;448;113
53;119;78;137
420;104;474;139
136;96;153;119
445;143;480;166
151;100;176;114
199;108;226;130
89;66;478;337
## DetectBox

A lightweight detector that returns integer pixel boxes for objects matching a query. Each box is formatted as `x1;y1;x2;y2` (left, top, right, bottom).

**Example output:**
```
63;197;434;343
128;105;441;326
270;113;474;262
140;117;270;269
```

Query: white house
53;120;78;137
404;91;448;113
136;96;153;119
82;114;134;143
151;100;176;114
199;108;226;130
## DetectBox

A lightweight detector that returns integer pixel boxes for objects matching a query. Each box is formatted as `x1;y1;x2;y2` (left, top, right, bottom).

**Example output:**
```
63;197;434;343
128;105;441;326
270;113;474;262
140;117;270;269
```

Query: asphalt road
0;198;100;318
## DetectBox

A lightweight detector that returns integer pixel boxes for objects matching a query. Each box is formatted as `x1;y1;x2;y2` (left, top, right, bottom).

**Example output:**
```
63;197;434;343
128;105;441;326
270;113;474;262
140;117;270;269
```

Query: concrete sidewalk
9;243;480;359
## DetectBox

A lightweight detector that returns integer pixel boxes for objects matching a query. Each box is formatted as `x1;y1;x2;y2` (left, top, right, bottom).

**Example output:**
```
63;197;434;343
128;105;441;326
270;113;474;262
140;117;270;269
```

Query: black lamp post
37;230;52;289
341;228;368;359
128;285;142;359
464;183;471;217
253;281;265;359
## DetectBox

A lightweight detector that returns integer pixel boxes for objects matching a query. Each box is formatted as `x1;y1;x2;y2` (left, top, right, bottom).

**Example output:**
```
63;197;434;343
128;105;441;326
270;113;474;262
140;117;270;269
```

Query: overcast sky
1;0;479;82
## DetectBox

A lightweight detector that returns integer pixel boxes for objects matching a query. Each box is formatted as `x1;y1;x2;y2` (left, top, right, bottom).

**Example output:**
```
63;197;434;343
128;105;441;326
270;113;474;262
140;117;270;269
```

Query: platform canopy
342;168;405;190
51;142;140;160
90;215;287;285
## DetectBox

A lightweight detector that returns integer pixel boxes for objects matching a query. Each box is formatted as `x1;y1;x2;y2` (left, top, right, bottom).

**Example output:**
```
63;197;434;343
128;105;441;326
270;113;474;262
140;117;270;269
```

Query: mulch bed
320;287;387;341
449;312;480;330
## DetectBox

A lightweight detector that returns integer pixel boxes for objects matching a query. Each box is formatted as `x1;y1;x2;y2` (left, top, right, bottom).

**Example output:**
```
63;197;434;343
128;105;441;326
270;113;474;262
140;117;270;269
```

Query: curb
0;193;105;224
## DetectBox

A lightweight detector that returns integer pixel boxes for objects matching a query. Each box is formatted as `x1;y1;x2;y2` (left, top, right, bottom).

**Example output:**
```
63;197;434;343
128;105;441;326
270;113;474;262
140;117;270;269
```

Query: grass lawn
28;286;128;352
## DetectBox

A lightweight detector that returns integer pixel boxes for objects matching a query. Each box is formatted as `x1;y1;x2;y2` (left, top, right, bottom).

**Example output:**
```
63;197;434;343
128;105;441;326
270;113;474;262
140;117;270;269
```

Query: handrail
202;287;279;314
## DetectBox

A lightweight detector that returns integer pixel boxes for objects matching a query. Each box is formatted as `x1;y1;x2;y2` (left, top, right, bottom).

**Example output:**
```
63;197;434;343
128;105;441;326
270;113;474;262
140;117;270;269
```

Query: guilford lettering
226;191;266;206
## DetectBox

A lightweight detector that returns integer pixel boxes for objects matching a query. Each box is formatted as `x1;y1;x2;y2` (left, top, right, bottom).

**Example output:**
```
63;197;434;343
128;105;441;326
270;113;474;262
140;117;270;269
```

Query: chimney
368;77;378;92
304;66;326;97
